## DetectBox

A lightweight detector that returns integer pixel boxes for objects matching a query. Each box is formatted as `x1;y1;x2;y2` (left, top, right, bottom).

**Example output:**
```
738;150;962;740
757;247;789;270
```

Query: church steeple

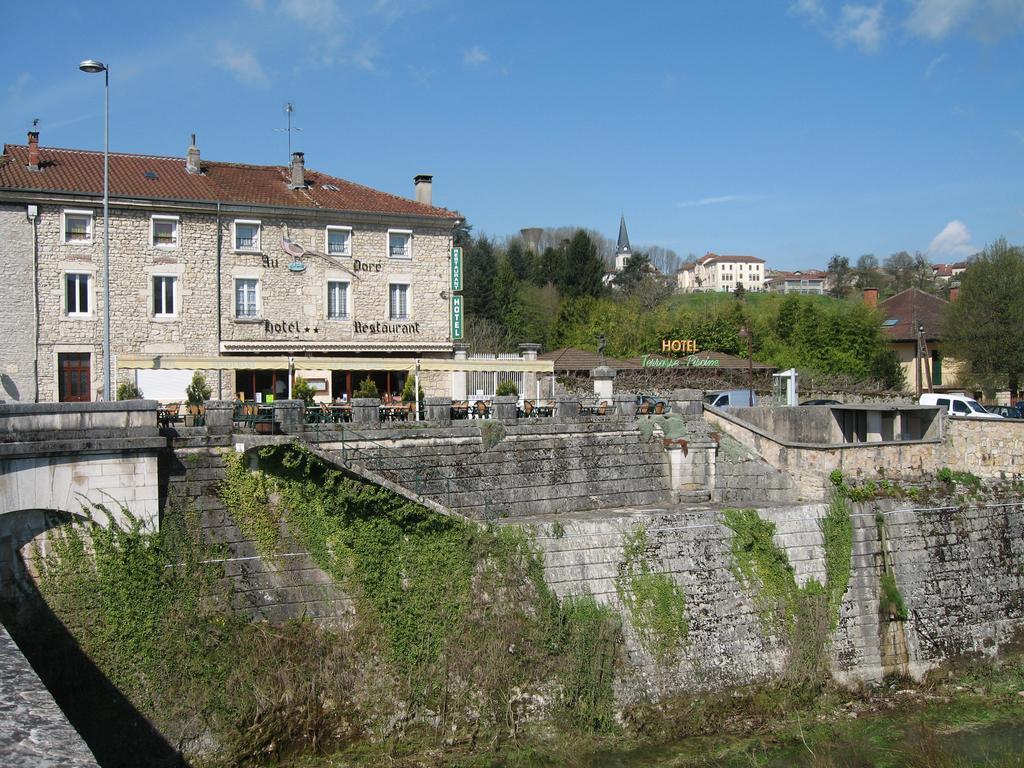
616;214;631;255
614;214;632;271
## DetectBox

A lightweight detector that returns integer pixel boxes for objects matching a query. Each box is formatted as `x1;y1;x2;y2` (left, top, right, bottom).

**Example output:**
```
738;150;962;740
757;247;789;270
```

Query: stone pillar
352;397;381;425
590;365;616;401
204;399;234;435
555;396;579;421
451;343;469;402
492;395;518;420
665;439;715;503
668;389;704;418
519;342;540;402
273;399;304;434
425;396;452;426
612;393;636;418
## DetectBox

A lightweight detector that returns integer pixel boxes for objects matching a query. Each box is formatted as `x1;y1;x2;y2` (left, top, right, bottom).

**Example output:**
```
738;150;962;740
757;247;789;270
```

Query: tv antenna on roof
274;102;303;161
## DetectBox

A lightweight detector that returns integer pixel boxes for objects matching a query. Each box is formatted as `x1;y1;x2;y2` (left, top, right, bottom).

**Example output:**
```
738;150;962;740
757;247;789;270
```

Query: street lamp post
738;325;753;406
79;59;111;401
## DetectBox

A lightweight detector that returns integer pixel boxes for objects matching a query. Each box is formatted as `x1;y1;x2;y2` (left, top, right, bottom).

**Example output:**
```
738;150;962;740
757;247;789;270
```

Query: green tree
827;254;852;298
463;235;498;321
612;253;652;294
505;240;529;281
493;254;525;339
884;251;915;294
292;376;316;406
560;231;606;299
185;371;211;405
942;239;1024;398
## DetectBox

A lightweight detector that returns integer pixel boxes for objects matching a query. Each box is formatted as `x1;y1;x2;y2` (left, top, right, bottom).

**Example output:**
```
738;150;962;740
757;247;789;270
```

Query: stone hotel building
0;132;472;403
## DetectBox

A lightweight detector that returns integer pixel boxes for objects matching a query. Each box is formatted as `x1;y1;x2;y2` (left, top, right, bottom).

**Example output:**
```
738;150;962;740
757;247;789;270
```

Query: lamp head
79;59;107;74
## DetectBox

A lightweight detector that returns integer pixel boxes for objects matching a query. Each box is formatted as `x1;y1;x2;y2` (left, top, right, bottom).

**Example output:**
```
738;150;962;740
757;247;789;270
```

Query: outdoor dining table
156;405;181;428
328;405;352;423
379;404;410;421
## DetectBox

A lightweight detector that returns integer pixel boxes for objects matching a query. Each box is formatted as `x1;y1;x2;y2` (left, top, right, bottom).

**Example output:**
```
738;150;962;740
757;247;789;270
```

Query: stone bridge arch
0;507;87;609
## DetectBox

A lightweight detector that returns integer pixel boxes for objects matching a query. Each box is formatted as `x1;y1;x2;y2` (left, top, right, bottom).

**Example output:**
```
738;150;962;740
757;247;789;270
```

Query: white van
919;393;1002;419
705;389;758;409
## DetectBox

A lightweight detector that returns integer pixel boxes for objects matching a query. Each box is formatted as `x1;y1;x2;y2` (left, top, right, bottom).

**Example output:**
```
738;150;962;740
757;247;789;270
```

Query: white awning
116;355;554;374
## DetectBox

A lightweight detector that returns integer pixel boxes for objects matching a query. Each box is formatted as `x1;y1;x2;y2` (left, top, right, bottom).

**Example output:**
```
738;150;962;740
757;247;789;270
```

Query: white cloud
463;45;489;66
215;41;270;86
790;0;826;23
927;220;978;258
676;195;745;208
924;52;948;77
835;3;884;52
281;0;339;25
352;40;380;71
906;0;975;39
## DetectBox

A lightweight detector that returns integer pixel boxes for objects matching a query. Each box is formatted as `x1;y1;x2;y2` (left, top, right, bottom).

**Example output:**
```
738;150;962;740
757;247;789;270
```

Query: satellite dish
281;237;305;258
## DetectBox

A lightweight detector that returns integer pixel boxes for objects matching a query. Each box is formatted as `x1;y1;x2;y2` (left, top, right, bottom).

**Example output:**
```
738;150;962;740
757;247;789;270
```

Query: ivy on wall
615;524;690;664
723;500;852;683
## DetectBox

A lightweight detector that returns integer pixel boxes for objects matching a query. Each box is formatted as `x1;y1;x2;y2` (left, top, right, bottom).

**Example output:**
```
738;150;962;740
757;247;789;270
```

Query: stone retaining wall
315;420;670;519
528;498;1024;697
705;408;1024;500
163;441;352;626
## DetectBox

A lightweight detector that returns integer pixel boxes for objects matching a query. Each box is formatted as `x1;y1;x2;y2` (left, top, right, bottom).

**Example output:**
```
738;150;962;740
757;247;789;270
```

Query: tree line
457;225;905;390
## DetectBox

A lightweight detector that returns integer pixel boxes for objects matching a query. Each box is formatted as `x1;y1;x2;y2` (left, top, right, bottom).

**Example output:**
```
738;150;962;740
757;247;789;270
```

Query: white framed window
387;229;412;260
234;220;261;252
65;272;92;316
325;226;352;257
235;278;260;318
151;215;179;248
62;209;94;244
327;280;350;319
388;282;410;320
152;275;178;318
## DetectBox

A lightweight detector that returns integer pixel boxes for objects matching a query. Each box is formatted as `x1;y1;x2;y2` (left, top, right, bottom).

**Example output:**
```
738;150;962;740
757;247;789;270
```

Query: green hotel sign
451;294;464;340
450;247;463;292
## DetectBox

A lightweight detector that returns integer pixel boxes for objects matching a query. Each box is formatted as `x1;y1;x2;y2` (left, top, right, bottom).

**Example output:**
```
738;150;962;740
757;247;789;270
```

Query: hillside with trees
457;226;904;390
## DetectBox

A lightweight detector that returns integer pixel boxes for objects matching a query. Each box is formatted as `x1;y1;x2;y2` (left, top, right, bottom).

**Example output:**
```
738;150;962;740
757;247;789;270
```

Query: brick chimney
289;152;306;189
949;284;959;302
185;134;201;175
863;287;878;308
26;131;39;171
414;174;432;206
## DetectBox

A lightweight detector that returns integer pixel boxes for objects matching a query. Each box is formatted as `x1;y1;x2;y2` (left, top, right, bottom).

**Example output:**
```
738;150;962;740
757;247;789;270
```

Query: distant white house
676;253;766;293
765;269;830;295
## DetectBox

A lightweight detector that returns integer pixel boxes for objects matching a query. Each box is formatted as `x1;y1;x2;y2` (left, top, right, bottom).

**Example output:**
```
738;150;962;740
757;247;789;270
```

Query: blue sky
2;0;1022;269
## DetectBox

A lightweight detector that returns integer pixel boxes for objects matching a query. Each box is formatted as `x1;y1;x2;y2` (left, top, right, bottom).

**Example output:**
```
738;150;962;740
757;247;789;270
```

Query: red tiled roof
0;143;460;220
878;288;948;342
538;347;642;371
698;252;765;265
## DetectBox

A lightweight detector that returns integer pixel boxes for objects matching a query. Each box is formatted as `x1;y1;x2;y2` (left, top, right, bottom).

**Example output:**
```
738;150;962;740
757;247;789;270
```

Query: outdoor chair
475;400;490;418
522;400;534;418
637;402;650;416
188;403;205;426
596;401;608;416
654;402;665;415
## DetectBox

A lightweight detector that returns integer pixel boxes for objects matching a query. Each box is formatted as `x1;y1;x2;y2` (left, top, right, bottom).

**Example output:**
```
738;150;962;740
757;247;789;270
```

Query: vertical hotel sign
451;295;464;339
450;246;464;339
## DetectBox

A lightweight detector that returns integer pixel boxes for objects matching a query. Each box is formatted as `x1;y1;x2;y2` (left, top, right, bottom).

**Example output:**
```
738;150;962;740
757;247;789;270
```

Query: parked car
986;404;1022;419
704;389;757;409
800;399;841;406
919;393;1002;419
